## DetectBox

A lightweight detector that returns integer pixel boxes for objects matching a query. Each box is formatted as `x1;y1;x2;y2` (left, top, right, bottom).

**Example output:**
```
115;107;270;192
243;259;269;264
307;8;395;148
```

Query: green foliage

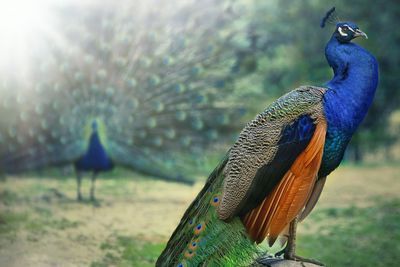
0;190;18;205
0;188;81;240
0;209;80;236
92;236;164;267
0;211;28;235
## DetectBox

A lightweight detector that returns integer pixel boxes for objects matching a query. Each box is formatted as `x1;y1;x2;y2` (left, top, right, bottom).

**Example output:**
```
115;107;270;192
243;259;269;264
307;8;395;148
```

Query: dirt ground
0;165;399;266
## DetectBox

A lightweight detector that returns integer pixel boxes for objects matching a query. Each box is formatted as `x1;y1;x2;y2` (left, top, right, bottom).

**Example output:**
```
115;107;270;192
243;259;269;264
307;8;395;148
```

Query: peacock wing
218;85;327;244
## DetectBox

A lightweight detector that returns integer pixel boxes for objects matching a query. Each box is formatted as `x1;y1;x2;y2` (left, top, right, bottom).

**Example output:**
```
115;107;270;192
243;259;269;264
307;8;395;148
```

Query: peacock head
333;22;368;43
91;120;98;132
321;7;368;43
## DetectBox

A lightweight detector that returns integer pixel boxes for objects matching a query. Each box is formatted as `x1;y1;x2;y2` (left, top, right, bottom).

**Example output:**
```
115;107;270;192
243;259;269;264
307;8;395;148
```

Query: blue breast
319;36;378;177
75;132;113;172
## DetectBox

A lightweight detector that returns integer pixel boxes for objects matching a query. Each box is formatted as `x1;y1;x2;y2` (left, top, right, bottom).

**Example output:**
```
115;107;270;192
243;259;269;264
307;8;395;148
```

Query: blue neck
324;36;379;133
87;130;107;157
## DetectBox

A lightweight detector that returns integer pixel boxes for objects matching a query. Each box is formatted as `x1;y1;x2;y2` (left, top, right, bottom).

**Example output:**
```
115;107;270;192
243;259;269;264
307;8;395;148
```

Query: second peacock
157;8;378;267
0;0;247;200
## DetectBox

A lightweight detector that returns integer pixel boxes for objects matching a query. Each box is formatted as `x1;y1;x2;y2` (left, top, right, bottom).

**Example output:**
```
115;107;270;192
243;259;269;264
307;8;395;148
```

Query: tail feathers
157;156;227;265
0;0;248;179
108;142;195;184
157;155;260;266
0;142;83;173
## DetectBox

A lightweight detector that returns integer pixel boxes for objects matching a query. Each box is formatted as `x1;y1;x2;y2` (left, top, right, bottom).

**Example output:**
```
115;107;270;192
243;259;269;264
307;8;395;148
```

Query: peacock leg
90;171;97;201
284;217;297;259
284;217;325;266
76;171;82;201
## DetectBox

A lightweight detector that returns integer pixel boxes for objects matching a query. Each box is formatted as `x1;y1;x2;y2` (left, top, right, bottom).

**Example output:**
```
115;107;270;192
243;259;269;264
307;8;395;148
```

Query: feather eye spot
125;78;137;88
148;75;160;86
207;130;219;140
191;65;203;76
174;83;185;93
181;136;191;146
188;238;200;250
146;118;157;128
191;118;204;130
184;249;195;259
165;129;176;139
210;195;220;206
176;111;187;121
194;222;205;235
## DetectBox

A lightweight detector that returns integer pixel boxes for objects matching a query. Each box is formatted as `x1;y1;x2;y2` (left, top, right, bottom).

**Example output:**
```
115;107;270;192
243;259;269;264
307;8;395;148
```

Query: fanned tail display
0;0;251;182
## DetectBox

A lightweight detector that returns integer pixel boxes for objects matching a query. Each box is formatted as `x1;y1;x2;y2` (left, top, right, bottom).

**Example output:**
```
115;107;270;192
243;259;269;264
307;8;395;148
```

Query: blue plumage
74;121;114;201
320;22;379;177
75;121;113;172
279;115;315;145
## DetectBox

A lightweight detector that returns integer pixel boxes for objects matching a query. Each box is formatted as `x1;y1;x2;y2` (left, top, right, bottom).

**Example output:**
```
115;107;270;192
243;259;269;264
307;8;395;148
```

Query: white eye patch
338;24;356;37
338;27;348;36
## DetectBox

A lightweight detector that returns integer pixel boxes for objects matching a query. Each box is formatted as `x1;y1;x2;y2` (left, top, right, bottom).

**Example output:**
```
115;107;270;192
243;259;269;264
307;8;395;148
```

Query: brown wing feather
242;119;326;244
299;176;327;221
217;86;327;221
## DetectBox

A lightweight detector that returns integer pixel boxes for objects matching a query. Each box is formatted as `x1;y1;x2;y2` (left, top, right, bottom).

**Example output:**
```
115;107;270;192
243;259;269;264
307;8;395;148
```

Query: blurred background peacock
0;0;256;200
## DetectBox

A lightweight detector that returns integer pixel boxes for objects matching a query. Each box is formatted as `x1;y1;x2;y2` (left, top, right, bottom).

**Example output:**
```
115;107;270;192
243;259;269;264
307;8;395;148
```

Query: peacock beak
354;29;368;39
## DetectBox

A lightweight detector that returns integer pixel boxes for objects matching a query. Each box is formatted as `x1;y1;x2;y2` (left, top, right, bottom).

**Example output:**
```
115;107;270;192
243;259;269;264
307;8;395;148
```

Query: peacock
0;0;250;200
157;7;378;267
74;120;114;201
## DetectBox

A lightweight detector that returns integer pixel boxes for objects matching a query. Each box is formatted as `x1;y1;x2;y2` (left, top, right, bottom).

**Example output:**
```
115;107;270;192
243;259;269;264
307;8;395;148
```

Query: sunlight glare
0;0;54;70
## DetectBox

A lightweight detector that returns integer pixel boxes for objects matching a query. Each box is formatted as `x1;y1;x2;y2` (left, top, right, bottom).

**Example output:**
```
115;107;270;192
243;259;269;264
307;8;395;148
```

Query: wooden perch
253;258;325;267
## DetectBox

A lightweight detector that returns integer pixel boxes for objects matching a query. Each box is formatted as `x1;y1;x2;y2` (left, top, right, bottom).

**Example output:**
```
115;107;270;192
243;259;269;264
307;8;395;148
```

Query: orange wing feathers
242;119;327;244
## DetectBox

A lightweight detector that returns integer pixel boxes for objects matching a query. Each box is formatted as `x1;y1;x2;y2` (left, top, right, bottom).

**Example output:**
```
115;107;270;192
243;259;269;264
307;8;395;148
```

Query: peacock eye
342;26;348;31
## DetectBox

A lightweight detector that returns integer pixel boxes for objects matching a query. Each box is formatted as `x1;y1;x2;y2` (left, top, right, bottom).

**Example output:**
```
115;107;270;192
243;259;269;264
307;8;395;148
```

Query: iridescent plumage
158;9;378;266
0;0;248;199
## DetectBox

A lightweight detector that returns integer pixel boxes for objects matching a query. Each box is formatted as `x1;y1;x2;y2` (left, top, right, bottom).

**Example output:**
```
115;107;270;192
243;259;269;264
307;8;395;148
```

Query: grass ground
0;165;399;267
